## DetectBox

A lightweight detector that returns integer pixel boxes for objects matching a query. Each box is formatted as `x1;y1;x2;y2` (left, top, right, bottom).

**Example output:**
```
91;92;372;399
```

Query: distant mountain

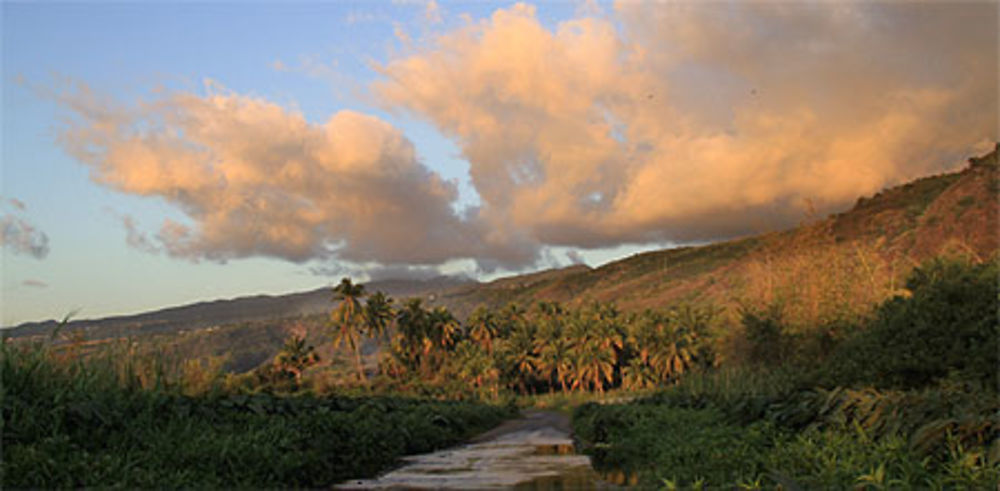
4;276;475;340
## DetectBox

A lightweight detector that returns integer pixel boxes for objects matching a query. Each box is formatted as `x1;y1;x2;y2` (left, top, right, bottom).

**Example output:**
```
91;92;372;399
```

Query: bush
823;258;998;390
1;342;511;488
573;403;777;487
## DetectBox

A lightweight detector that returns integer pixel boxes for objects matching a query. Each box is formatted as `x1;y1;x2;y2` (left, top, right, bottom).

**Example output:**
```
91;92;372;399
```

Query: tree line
324;278;717;397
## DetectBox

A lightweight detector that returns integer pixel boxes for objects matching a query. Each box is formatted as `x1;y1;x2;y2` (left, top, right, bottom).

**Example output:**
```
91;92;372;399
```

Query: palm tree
501;321;537;394
467;306;498;355
274;334;320;384
534;325;573;392
453;341;500;399
566;307;620;392
331;277;367;382
429;307;461;350
394;298;429;373
364;291;395;341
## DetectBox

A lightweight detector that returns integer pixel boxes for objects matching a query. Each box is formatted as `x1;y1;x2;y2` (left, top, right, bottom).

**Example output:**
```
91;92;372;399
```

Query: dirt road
337;410;605;489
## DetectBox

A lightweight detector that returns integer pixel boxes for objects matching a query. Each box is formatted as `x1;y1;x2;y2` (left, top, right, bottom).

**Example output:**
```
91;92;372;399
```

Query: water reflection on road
338;411;612;490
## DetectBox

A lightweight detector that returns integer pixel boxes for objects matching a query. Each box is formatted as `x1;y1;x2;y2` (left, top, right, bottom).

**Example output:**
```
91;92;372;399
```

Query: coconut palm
534;324;573;392
394;298;429;373
364;291;395;341
467;306;499;355
429;307;461;350
453;340;500;399
572;339;615;393
331;277;367;382
500;321;537;394
274;334;320;384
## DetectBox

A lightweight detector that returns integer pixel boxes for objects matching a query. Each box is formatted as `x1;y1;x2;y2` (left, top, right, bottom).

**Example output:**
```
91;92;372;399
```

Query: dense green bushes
823;258;998;389
572;258;1000;488
574;403;777;486
1;342;511;488
574;380;999;488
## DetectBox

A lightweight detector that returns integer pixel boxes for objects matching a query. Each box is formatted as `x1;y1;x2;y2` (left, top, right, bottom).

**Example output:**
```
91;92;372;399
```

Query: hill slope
431;144;998;317
5;276;474;340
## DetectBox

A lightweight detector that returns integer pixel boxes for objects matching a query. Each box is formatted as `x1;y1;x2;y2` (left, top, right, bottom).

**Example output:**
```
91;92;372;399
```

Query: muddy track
338;410;605;489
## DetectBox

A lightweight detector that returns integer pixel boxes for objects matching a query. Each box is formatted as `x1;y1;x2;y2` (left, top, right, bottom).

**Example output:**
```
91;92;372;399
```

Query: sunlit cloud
375;1;997;248
53;79;535;268
22;279;48;288
51;2;997;274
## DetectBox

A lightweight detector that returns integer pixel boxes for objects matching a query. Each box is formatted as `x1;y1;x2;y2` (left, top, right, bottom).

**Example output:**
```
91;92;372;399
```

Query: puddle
338;412;614;489
531;444;575;456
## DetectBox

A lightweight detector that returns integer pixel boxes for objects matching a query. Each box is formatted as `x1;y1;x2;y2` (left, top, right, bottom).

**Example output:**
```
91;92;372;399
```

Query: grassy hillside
5;276;474;340
431;144;998;317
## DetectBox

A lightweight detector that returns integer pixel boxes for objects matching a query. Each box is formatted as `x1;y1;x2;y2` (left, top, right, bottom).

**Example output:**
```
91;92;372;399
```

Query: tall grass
1;338;511;487
572;256;1000;488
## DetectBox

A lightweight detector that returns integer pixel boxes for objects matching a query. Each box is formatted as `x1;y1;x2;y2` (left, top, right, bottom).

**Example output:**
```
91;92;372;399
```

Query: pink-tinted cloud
54;80;528;267
52;2;997;272
375;2;997;248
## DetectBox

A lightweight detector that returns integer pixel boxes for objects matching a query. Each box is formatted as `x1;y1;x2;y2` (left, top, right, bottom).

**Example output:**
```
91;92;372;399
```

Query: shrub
823;257;998;390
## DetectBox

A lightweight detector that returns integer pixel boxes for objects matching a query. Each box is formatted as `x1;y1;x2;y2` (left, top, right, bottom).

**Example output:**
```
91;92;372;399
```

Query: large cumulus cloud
54;80;512;266
54;2;997;271
376;1;997;247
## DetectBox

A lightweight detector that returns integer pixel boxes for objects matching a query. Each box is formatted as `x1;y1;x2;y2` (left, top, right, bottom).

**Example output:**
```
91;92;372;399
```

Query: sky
1;1;996;326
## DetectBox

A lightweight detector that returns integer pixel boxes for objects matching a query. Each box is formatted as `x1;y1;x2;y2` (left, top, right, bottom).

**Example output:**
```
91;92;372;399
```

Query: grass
573;380;1000;489
572;257;1000;488
1;340;513;488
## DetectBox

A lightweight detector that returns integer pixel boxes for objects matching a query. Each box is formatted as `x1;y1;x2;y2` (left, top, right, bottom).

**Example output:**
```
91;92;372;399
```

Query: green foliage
574;403;777;487
380;297;719;397
574;261;1000;491
1;341;510;488
574;385;999;488
823;257;998;389
740;304;789;366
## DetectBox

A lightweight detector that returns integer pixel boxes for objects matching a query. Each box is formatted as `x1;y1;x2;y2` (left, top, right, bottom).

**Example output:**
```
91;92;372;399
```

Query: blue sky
2;1;994;325
1;1;649;325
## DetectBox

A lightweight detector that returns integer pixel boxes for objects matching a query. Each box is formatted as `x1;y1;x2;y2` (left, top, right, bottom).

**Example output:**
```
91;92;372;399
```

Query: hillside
4;276;474;340
430;144;998;317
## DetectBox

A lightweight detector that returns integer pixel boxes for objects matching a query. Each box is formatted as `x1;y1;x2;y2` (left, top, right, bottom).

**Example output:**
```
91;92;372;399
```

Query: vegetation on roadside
572;257;999;488
1;337;511;488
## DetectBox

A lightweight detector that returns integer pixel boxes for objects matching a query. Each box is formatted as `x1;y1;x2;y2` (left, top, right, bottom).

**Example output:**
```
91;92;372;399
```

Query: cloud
565;250;585;266
425;0;442;24
22;279;48;288
121;214;162;254
53;79;534;268
51;2;997;274
1;216;50;259
0;198;49;259
375;1;997;248
365;264;445;281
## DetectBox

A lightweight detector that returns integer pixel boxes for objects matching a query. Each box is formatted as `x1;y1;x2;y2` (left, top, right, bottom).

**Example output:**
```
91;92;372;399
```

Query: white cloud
375;1;997;247
54;80;531;267
51;2;998;273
